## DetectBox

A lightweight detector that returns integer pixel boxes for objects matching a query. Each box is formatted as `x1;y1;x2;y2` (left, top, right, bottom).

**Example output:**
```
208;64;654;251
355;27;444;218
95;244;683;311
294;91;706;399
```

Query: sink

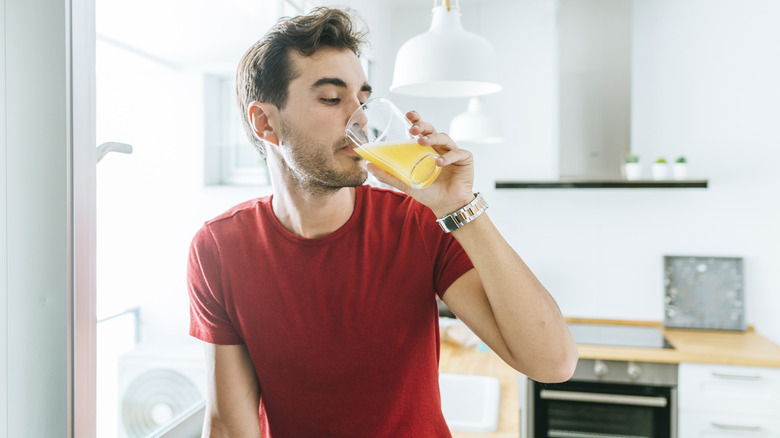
439;373;501;433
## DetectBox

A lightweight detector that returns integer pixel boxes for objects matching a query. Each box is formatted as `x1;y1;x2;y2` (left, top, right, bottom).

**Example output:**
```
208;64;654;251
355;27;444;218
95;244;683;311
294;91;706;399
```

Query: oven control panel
579;359;678;386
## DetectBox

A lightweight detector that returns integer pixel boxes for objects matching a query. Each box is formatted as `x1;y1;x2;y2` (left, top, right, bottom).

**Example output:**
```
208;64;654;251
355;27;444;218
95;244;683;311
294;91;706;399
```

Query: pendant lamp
390;0;502;98
448;96;503;144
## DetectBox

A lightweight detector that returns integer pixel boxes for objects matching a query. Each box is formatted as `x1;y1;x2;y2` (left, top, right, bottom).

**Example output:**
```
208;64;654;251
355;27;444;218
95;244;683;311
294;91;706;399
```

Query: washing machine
117;343;206;438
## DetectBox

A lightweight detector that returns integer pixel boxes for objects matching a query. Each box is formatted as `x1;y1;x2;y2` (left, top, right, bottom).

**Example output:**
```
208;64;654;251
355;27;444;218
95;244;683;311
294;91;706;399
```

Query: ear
248;101;280;146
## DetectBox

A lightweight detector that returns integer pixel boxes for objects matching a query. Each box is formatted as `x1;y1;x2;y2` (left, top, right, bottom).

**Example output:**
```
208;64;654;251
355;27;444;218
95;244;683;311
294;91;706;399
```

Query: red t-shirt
188;185;474;437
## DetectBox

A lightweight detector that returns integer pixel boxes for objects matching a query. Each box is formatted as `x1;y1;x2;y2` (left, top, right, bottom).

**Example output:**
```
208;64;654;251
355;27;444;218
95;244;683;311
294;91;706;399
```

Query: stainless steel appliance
527;324;678;438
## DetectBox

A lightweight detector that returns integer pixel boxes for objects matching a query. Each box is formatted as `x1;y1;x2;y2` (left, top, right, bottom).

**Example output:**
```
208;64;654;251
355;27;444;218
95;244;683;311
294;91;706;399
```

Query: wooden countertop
437;318;780;437
439;342;519;438
568;317;780;368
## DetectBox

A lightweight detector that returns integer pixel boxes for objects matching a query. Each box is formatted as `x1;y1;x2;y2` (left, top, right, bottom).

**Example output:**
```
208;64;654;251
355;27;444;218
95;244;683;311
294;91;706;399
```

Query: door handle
97;142;133;163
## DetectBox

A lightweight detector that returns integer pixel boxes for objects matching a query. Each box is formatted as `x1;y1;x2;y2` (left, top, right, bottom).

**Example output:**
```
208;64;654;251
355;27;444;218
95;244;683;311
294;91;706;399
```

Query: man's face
272;47;372;193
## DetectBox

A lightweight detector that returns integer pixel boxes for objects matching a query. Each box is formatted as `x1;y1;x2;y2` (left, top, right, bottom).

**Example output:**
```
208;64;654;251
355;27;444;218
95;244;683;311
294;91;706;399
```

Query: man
188;6;577;437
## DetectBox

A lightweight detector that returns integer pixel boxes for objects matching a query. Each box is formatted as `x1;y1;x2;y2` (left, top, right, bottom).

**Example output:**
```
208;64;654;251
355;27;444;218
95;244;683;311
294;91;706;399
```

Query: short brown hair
236;7;368;158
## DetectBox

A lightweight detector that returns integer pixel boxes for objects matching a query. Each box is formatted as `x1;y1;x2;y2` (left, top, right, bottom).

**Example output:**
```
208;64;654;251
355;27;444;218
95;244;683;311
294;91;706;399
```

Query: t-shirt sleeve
187;225;243;345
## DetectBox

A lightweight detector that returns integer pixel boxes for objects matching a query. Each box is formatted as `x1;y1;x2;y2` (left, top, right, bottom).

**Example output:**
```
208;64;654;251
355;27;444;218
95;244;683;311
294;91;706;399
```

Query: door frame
72;0;98;436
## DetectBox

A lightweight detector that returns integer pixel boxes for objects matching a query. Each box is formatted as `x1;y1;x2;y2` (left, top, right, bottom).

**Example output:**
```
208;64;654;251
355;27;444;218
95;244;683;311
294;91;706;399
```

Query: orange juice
355;141;441;189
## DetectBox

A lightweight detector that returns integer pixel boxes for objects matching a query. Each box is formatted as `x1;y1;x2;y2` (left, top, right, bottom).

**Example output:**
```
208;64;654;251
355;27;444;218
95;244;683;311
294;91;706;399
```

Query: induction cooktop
568;323;674;349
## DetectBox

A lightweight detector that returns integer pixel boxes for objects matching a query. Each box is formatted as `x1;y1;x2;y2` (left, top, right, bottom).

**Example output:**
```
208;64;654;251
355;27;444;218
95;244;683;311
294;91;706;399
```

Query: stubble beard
278;116;367;196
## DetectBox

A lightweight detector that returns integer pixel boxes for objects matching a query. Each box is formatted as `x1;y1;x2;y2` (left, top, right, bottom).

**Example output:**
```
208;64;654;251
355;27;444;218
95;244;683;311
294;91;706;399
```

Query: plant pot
672;163;688;180
624;163;642;181
652;163;669;180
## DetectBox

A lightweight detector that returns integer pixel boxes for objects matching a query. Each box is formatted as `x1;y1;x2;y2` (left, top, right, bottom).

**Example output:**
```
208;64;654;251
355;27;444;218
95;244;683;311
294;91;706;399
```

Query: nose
345;102;370;146
348;107;368;131
346;99;368;130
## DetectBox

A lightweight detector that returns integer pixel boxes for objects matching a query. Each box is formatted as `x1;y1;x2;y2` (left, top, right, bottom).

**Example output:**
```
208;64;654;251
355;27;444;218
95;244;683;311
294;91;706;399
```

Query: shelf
495;179;709;189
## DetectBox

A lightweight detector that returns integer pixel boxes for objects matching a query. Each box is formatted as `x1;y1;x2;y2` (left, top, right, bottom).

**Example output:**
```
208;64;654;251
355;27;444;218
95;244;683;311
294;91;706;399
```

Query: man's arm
365;111;578;384
440;213;578;383
202;343;262;437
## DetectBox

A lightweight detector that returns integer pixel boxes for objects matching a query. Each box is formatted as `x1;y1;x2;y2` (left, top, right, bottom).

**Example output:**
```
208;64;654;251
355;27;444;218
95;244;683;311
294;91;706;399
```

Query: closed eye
321;98;341;104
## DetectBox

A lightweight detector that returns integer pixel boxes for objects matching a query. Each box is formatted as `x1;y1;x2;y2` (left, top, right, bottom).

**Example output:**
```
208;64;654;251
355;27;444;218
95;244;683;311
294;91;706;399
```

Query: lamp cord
437;0;456;12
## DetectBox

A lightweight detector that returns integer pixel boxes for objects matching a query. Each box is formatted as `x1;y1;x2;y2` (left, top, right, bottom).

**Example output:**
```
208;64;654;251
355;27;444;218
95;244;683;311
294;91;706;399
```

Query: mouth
339;138;359;154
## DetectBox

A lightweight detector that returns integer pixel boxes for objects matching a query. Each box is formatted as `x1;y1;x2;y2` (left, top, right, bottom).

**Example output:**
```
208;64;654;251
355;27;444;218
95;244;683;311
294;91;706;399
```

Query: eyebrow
311;77;372;94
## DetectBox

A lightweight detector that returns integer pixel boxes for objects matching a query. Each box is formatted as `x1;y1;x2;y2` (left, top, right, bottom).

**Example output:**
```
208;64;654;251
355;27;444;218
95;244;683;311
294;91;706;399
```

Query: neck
269;177;358;240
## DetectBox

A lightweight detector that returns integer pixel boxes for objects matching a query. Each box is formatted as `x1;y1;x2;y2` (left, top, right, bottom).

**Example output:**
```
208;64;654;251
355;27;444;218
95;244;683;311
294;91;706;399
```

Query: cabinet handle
712;423;763;432
711;372;763;381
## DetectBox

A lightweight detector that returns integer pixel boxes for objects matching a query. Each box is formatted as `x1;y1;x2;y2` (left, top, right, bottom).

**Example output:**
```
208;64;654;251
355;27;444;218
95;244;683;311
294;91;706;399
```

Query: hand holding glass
346;98;441;190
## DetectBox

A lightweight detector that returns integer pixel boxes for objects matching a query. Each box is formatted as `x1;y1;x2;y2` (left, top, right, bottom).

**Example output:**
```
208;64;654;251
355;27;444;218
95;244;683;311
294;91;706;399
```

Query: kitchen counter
437;318;780;437
439;342;519;438
568;317;780;368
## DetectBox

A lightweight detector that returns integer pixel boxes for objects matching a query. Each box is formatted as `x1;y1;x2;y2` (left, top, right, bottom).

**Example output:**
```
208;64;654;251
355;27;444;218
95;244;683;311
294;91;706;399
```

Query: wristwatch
436;193;489;233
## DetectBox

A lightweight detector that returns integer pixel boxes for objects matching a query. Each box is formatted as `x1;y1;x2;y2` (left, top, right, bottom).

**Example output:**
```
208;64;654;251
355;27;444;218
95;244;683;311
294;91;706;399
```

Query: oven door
530;380;676;438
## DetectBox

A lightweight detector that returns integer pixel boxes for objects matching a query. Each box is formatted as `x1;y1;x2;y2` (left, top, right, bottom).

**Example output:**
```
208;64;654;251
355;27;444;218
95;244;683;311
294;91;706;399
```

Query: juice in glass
355;141;441;189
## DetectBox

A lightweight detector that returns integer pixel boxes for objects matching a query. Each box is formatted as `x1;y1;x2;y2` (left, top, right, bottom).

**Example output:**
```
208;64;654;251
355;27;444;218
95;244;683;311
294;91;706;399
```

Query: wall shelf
495;180;709;189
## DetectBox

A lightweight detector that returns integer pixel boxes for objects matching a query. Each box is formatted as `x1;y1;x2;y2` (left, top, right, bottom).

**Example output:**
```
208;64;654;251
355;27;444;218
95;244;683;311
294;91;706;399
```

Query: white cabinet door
680;410;780;438
680;363;780;417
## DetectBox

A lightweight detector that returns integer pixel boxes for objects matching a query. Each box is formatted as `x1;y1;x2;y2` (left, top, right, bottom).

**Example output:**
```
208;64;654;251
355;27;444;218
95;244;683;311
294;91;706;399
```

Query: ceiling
94;0;500;73
96;0;280;72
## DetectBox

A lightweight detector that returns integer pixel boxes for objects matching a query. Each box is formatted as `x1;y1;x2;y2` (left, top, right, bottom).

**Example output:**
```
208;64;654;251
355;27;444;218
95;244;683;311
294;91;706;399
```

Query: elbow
519;336;579;384
543;344;579;383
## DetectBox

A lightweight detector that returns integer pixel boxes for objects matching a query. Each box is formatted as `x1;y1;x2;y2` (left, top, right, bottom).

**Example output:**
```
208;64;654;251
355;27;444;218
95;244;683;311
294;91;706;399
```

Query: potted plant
673;156;688;180
652;157;669;180
624;153;641;180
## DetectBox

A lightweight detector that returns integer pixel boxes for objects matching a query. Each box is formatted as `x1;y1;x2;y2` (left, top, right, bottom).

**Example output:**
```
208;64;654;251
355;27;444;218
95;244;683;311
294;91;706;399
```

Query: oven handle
539;389;668;407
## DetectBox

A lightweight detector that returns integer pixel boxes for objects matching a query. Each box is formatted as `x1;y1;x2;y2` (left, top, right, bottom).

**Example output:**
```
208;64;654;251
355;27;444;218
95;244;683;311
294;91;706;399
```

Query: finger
406;112;438;136
436;148;473;167
417;132;456;149
410;120;438;136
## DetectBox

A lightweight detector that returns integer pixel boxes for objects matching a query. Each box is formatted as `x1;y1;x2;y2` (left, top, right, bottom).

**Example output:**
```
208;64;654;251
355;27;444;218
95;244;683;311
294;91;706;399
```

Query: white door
92;1;286;437
2;0;94;437
1;1;288;437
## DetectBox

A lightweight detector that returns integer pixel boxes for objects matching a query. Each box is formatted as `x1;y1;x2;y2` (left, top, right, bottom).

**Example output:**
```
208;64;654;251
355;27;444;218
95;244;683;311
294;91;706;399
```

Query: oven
528;358;678;438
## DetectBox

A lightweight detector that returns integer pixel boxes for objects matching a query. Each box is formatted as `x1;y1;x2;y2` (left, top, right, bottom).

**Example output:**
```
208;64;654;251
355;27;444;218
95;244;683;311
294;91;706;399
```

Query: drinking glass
346;97;441;190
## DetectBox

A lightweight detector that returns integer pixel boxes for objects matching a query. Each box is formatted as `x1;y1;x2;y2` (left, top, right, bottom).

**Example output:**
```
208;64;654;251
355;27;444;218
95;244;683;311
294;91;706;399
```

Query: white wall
378;0;780;344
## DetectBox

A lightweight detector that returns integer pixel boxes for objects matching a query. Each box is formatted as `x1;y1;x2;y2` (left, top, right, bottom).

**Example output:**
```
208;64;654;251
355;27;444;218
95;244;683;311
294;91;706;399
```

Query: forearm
204;415;261;438
449;212;578;382
203;343;262;437
203;393;261;438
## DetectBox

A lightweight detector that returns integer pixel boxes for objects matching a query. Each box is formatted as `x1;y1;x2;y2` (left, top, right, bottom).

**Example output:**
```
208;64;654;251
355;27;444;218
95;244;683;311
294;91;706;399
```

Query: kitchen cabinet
680;412;780;437
679;363;780;437
495;179;708;189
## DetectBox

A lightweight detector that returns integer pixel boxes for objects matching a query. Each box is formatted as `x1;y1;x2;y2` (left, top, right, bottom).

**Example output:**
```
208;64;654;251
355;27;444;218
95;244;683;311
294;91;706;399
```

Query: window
204;75;270;186
204;0;317;187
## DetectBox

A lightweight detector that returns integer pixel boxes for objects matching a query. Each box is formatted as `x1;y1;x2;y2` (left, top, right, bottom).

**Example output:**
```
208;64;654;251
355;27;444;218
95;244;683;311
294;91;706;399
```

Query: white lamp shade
449;97;504;144
390;5;502;98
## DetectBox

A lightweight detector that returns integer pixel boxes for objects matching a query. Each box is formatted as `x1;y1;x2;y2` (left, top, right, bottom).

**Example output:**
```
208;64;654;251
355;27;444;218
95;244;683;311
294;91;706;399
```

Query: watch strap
436;193;488;233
